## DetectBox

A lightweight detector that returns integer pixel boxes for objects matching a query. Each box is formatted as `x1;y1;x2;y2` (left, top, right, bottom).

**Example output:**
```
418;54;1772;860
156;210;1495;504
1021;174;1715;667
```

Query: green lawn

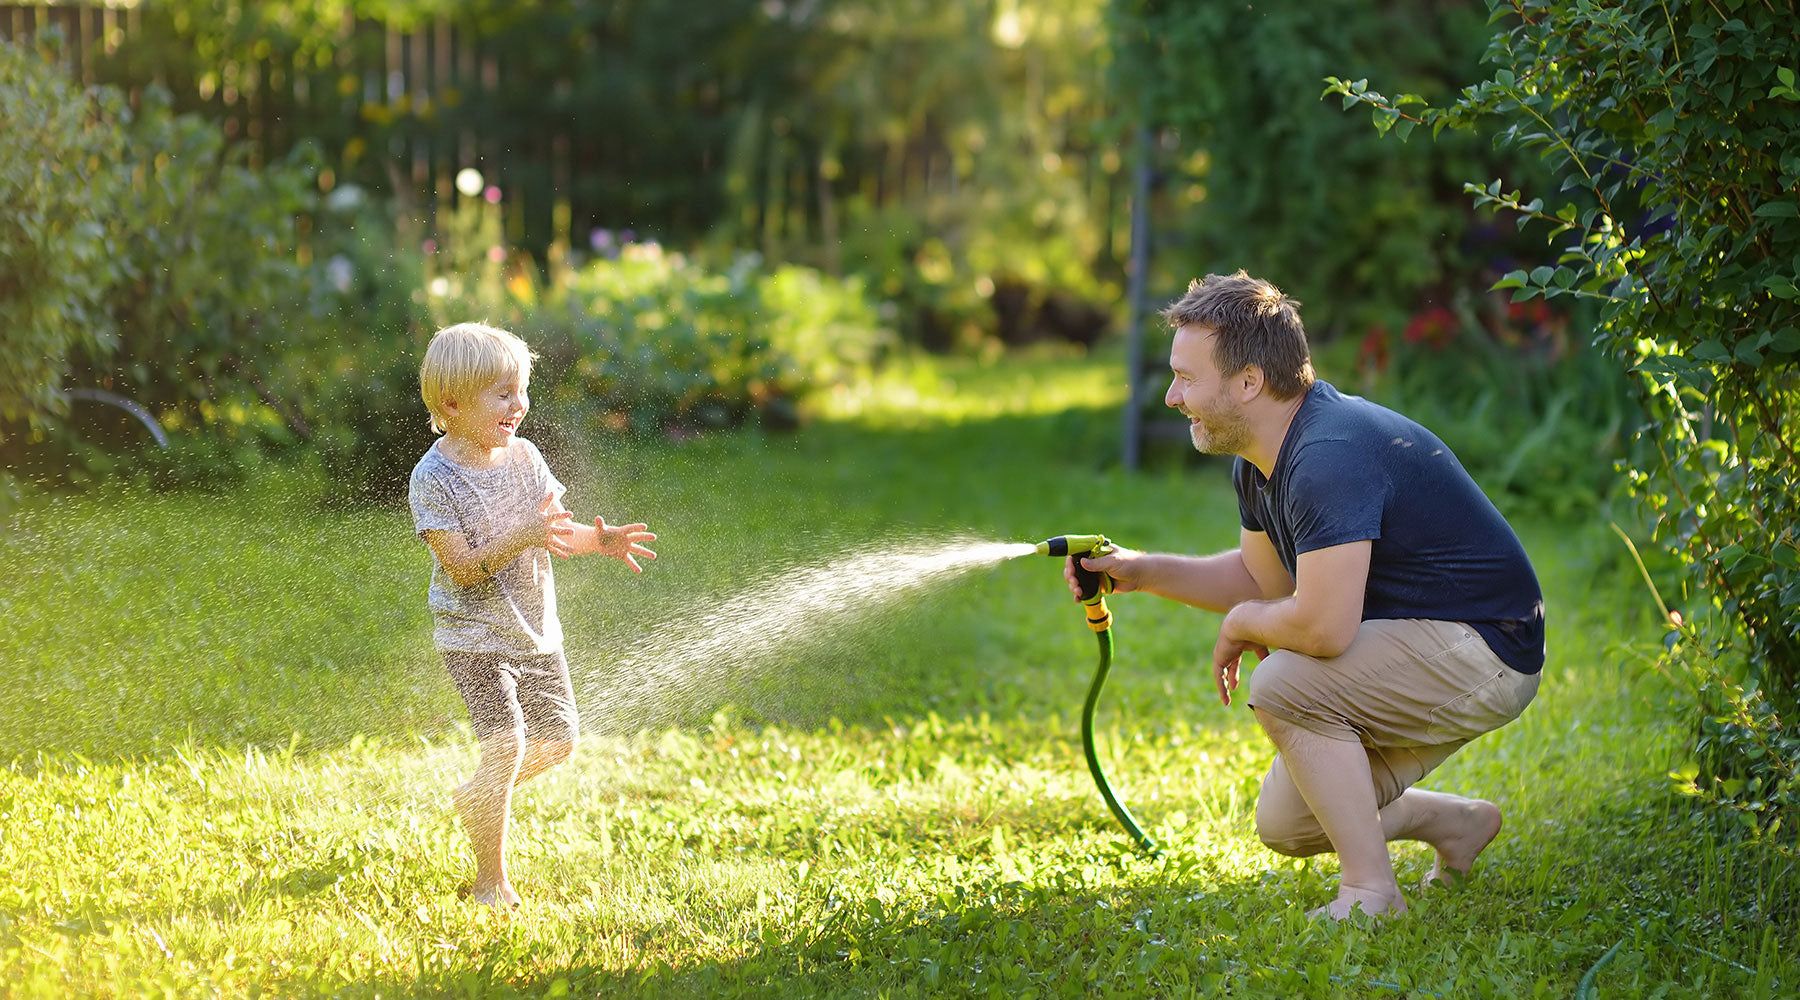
2;344;1794;998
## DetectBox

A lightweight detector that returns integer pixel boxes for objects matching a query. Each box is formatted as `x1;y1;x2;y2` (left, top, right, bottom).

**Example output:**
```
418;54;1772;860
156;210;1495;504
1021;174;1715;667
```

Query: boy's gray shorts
441;649;579;744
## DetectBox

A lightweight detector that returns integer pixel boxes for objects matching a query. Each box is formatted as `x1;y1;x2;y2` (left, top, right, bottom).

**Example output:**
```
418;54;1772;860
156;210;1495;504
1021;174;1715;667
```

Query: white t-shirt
408;437;566;655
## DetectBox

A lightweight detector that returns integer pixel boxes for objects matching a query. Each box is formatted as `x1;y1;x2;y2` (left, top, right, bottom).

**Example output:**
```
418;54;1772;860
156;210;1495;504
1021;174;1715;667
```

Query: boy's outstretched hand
534;492;578;560
593;516;658;573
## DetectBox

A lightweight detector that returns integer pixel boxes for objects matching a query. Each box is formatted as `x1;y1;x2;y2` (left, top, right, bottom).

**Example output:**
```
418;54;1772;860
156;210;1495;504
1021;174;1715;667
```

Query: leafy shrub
303;184;437;505
1327;0;1800;818
313;227;894;503
1109;0;1558;339
0;39;124;433
1;41;321;494
78;87;320;458
545;244;891;436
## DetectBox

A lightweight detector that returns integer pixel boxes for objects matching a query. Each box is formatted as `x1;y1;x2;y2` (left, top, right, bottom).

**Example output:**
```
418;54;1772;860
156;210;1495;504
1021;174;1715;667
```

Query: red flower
1359;324;1391;373
1403;306;1457;351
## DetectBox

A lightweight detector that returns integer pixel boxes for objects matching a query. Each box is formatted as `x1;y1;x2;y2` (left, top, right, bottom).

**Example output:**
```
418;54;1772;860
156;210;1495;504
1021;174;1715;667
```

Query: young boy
409;321;657;908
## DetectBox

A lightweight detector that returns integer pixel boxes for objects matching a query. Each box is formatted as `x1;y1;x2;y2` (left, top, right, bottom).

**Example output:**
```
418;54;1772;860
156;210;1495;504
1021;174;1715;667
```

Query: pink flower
484;186;501;204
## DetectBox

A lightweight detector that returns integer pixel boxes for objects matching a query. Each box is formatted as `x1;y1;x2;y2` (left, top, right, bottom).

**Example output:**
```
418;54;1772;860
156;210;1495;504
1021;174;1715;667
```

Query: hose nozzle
1035;534;1112;559
1037;534;1116;627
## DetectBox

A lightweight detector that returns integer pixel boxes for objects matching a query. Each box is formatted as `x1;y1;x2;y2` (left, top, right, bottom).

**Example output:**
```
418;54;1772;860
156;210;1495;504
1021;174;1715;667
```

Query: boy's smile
444;371;530;461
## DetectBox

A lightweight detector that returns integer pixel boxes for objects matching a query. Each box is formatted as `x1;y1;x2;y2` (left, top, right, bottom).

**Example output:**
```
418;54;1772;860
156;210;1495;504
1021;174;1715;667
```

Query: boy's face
443;370;529;450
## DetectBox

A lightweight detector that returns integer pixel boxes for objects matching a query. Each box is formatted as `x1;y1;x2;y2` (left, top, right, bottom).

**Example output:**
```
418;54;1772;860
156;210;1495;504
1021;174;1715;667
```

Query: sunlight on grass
4;348;1796;998
812;343;1130;426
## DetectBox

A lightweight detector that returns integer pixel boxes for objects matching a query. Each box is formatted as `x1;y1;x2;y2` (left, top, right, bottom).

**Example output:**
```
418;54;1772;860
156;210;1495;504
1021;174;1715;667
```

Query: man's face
1165;324;1250;455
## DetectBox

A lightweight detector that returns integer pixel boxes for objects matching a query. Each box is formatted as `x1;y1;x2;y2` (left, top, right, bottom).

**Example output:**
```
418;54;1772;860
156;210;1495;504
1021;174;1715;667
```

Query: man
1074;271;1543;918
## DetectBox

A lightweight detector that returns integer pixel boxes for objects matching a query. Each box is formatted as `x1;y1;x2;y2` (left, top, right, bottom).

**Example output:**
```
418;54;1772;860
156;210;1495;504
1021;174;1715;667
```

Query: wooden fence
3;2;734;253
2;1;1128;296
2;1;132;84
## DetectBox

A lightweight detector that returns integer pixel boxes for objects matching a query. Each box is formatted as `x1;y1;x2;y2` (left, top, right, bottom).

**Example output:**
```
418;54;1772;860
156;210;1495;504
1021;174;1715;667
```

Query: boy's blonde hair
419;322;537;434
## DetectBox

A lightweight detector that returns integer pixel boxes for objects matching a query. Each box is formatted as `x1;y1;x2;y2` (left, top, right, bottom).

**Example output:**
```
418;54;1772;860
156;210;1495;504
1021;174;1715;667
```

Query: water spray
1034;534;1159;855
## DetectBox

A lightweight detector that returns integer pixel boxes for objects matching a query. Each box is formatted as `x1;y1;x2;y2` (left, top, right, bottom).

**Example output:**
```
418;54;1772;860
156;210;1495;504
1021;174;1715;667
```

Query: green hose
1081;625;1160;855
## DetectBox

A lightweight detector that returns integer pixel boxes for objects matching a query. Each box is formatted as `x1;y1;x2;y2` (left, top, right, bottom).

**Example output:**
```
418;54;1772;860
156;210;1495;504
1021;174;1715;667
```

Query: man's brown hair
1161;270;1315;400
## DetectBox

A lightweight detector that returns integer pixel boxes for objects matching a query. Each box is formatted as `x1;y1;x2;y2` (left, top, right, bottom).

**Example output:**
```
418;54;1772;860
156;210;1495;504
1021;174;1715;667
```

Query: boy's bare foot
466;881;521;909
1422;798;1502;889
451;782;516;906
1306;885;1408;921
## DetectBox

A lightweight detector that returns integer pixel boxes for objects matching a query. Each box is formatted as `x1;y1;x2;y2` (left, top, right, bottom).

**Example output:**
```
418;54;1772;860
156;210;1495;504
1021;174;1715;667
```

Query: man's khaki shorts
1245;618;1540;748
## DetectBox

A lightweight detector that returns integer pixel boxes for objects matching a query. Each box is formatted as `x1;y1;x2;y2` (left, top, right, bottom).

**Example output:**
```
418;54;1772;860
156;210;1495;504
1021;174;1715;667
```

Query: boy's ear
441;395;460;415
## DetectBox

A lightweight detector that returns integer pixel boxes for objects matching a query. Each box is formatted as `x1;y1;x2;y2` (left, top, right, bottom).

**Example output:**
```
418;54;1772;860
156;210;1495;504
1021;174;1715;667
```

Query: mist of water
575;536;1038;735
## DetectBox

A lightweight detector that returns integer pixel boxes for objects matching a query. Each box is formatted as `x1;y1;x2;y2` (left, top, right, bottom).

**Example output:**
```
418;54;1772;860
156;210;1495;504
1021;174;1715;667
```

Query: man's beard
1188;400;1250;455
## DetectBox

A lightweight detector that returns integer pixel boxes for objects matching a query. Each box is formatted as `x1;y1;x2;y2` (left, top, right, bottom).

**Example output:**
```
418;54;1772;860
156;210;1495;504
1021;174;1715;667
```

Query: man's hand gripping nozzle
1036;534;1116;632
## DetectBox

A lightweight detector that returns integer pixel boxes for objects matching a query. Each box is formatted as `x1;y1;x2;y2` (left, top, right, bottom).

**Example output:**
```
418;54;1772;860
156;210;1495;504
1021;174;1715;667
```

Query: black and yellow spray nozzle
1035;534;1111;559
1037;534;1115;630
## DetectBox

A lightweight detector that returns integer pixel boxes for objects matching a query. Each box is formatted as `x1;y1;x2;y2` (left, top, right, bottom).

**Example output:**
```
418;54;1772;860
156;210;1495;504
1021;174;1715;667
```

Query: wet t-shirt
409;437;565;656
1234;381;1546;674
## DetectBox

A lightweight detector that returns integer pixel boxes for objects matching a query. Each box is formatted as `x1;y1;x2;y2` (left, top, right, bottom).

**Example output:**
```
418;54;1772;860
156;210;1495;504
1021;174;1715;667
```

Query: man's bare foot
1306;885;1408;921
1422;798;1502;889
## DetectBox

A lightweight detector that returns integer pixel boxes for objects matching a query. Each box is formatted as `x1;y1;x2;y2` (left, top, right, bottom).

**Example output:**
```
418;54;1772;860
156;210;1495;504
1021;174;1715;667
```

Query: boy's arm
422;493;575;587
566;515;659;573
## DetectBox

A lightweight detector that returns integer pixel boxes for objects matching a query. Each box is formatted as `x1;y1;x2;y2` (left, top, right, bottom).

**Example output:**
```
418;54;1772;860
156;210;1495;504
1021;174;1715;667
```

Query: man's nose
1164;380;1180;408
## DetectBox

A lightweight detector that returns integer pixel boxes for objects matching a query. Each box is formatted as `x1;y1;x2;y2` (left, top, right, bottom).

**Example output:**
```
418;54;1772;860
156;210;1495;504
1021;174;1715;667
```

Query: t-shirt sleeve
409;462;462;537
1285;440;1385;554
1233;457;1266;532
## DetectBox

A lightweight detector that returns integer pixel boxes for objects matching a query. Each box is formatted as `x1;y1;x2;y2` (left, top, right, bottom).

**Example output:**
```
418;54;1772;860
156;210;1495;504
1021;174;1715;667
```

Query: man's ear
1235;364;1267;402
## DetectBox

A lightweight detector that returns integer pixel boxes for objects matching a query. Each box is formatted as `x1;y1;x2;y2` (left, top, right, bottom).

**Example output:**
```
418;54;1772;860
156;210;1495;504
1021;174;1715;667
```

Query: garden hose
1036;535;1159;855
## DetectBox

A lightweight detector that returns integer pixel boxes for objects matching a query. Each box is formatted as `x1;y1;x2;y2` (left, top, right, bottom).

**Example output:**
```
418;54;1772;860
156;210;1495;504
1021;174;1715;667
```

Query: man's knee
1246;649;1297;703
1254;795;1331;857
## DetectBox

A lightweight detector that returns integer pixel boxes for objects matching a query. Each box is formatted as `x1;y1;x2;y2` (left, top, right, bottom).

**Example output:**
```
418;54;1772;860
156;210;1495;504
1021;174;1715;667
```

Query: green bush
81;87;320;456
1328;0;1800;821
546;245;891;436
312;229;894;504
1109;0;1558;339
1;41;321;494
0;39;124;434
304;184;436;505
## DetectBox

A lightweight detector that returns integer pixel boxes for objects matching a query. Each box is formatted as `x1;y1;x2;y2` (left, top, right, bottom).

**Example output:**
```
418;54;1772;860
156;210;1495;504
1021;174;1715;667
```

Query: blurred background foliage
0;0;1617;513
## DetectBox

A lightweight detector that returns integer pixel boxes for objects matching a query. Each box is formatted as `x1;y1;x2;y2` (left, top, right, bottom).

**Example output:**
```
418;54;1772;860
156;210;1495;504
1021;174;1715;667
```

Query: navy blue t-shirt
1234;380;1545;674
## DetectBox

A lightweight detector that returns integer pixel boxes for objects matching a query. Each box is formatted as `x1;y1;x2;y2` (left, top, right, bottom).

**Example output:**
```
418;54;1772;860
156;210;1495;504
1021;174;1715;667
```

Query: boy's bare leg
453;730;526;908
1253;708;1408;919
514;739;574;786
